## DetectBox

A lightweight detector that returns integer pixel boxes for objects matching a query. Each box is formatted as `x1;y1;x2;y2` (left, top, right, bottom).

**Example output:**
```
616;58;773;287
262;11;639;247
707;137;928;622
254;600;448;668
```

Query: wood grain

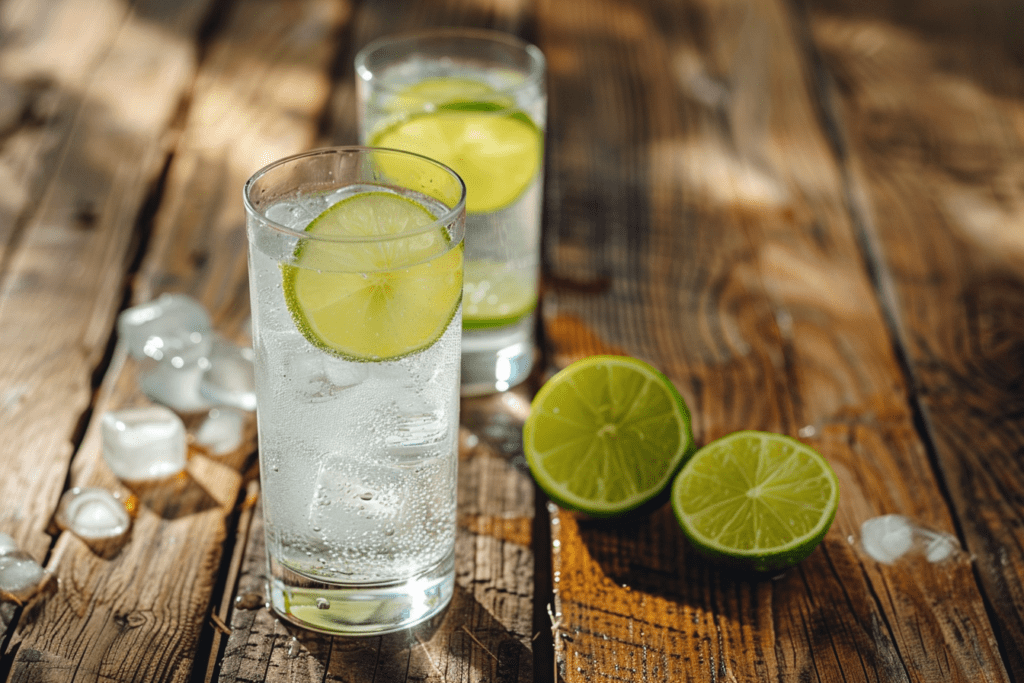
2;0;337;679
536;0;1010;679
809;1;1024;677
0;0;210;648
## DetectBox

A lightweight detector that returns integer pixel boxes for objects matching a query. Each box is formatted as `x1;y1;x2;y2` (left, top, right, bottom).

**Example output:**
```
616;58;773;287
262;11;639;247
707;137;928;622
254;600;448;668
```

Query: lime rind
523;355;695;518
671;430;840;572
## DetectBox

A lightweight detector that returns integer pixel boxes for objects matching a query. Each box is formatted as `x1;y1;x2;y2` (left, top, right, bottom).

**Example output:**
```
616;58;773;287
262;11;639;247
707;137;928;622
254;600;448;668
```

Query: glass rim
242;145;467;244
354;27;545;98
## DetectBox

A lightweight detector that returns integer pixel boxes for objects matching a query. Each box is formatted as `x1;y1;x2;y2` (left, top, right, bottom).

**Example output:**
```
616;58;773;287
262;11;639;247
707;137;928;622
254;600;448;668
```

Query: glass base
460;316;535;396
267;550;455;636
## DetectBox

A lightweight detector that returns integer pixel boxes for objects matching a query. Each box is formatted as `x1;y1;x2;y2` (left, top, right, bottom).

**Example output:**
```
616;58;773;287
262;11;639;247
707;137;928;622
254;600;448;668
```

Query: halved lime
523;355;694;517
370;89;542;214
463;259;537;329
281;191;463;362
672;430;840;572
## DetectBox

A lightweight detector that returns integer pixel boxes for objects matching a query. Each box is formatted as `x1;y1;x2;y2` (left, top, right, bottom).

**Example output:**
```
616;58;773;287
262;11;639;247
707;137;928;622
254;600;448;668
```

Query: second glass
356;29;546;395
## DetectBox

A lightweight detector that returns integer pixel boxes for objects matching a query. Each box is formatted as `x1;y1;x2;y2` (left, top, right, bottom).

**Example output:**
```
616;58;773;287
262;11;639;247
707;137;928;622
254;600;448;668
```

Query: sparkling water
358;54;545;394
247;189;460;607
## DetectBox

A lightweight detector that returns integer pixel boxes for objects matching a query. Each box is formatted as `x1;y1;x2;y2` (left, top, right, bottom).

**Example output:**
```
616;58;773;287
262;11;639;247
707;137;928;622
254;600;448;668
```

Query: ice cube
0;533;16;555
117;294;212;362
283;347;368;401
101;406;187;481
121;295;215;413
199;338;256;411
860;514;962;565
139;360;213;414
54;487;131;540
0;543;50;605
194;407;246;456
861;515;913;564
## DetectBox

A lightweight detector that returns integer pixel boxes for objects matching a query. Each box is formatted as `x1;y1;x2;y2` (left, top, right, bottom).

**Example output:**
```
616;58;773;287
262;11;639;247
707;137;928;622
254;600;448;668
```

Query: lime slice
371;95;542;214
523;355;695;517
463;259;537;329
387;77;511;112
282;191;463;362
671;430;840;572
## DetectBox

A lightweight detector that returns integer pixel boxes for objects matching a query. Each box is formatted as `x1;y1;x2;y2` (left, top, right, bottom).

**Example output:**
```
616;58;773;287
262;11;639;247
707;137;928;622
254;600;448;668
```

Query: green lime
370;86;542;214
523;355;695;517
671;430;840;572
281;191;463;361
463;259;537;329
386;77;511;112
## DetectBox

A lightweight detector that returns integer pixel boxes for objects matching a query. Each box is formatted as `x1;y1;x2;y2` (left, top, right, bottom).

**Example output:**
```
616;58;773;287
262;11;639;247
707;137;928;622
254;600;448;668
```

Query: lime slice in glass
523;355;695;517
463;259;537;329
281;191;463;362
671;430;840;572
371;94;542;214
386;77;510;112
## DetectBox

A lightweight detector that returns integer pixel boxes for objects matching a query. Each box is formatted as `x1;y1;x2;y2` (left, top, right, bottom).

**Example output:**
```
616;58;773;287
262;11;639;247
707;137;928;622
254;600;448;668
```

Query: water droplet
235;592;264;610
316;597;330;610
359;491;374;501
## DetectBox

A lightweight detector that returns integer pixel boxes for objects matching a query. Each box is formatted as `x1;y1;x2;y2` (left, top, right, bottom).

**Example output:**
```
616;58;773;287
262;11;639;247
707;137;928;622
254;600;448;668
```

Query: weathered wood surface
0;0;1021;681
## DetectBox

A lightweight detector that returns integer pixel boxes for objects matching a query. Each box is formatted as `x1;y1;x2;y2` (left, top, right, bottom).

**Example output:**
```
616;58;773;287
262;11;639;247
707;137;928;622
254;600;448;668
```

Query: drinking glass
355;29;546;395
244;147;466;635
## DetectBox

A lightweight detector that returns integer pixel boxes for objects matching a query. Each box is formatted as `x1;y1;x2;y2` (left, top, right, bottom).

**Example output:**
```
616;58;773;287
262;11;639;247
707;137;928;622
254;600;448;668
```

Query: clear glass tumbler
244;147;466;635
355;29;546;395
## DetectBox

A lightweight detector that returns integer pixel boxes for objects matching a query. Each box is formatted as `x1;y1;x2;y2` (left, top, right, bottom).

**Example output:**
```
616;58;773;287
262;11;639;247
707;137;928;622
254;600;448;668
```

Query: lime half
672;431;840;572
282;191;463;361
371;83;542;214
523;355;694;517
463;259;537;329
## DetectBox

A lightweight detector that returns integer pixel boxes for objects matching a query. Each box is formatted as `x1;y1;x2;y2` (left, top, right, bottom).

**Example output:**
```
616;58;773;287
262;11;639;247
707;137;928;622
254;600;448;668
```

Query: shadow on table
276;584;531;682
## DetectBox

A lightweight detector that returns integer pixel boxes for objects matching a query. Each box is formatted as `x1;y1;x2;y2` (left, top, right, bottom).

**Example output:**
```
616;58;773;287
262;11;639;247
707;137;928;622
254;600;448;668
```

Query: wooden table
1;0;1022;680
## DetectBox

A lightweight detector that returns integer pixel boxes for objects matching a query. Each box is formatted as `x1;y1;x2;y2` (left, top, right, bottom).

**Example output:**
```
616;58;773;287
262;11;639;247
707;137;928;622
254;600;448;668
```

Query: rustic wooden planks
535;0;1011;679
0;0;1021;681
808;0;1024;677
0;0;211;648
2;0;338;680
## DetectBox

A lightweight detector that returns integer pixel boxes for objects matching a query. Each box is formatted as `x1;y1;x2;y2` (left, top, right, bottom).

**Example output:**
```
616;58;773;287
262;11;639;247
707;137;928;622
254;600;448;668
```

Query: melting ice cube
119;294;214;413
117;294;212;362
199;338;256;411
194;407;246;456
54;487;131;540
860;514;960;565
101;405;187;481
0;534;52;605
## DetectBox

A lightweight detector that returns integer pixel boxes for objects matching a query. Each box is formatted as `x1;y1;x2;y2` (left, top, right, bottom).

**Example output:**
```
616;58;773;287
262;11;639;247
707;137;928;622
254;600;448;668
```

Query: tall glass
355;29;546;395
244;147;466;635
